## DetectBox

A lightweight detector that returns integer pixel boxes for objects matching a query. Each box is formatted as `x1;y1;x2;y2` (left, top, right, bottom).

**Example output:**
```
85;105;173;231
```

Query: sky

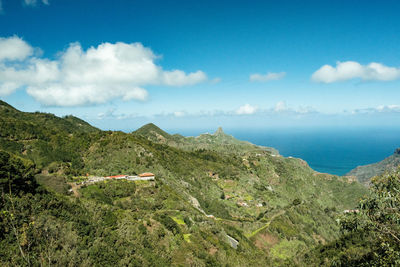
1;0;400;132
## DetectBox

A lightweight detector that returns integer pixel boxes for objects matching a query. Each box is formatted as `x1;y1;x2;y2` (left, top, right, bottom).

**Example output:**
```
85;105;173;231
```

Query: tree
339;169;400;265
0;151;36;195
156;214;180;235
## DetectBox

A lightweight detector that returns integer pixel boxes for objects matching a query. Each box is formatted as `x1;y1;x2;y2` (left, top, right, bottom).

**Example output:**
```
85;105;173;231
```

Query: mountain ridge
346;148;400;184
134;123;280;156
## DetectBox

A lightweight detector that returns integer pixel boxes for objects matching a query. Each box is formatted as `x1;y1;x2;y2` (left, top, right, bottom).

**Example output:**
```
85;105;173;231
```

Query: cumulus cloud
162;69;206;86
312;61;400;83
250;72;286;82
0;36;33;61
0;82;20;96
0;36;207;106
236;104;257;115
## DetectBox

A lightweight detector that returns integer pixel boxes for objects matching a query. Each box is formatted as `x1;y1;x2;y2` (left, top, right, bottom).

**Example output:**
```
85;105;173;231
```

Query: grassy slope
346;149;400;184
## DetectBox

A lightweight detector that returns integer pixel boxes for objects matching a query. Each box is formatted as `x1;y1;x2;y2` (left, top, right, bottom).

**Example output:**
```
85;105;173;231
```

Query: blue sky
1;0;400;132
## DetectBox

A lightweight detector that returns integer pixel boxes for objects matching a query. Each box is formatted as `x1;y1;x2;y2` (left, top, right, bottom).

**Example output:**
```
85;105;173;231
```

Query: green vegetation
347;148;400;184
35;174;70;194
0;150;37;195
0;100;101;175
306;169;400;266
1;100;390;266
80;180;137;204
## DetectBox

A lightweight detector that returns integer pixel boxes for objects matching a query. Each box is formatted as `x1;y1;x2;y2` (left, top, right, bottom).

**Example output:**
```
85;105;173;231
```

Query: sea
174;126;400;176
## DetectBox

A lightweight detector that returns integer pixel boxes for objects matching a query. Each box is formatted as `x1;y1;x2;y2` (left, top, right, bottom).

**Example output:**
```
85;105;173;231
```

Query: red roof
107;175;127;179
139;172;155;177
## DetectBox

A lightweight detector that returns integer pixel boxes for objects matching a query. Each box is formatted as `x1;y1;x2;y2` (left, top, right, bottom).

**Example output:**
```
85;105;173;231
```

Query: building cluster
106;173;155;181
82;173;155;184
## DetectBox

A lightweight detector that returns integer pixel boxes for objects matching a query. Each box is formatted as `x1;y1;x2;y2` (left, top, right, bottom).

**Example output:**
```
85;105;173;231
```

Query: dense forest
0;100;398;266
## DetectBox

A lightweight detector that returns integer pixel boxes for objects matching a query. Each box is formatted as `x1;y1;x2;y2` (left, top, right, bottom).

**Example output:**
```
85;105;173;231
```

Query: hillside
0;100;99;135
306;169;400;266
0;101;369;266
0;100;102;172
346;148;400;184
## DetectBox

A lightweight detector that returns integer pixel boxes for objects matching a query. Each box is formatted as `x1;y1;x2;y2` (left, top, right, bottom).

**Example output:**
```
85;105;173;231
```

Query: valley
0;101;398;266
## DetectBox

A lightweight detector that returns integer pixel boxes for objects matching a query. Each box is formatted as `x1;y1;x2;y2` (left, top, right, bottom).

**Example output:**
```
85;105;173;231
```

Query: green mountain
133;122;172;139
0;101;369;266
0;100;100;172
346;148;400;184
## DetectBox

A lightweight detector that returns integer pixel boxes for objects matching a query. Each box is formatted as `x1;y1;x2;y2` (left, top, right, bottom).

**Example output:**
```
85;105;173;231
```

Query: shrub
156;214;181;235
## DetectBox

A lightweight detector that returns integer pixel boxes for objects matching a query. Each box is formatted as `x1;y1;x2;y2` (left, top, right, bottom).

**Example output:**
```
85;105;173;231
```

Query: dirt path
246;210;286;238
68;183;81;197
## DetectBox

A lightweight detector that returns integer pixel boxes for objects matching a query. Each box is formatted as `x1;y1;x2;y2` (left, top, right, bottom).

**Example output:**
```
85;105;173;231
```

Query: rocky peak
214;127;225;136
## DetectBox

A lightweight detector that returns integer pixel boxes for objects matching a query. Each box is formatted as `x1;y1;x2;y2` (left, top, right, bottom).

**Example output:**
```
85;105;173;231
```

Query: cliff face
346;149;400;184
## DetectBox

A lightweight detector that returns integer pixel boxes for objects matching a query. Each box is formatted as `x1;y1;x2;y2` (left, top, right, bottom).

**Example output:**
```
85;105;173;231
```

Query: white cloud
121;87;148;101
0;82;20;95
0;36;33;61
274;101;287;112
162;69;206;86
352;104;400;114
146;102;318;120
272;101;316;115
312;61;400;83
173;111;185;117
236;104;257;115
250;72;286;82
377;104;400;112
42;0;49;5
0;37;207;106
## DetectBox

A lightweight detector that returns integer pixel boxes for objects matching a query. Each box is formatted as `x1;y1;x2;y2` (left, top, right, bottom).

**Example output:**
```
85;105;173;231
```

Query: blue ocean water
175;127;400;176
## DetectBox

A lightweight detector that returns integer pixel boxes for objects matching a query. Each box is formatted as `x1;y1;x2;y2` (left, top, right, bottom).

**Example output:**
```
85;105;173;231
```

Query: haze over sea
174;127;400;176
